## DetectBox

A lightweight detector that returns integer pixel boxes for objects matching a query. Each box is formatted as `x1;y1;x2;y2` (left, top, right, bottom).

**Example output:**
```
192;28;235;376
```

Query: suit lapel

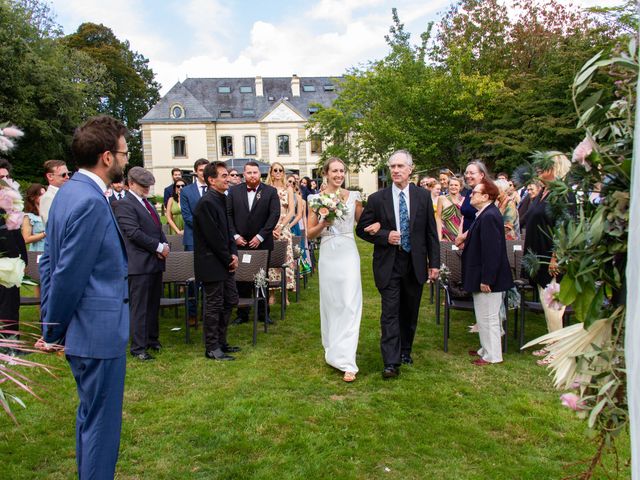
250;183;263;213
383;187;395;228
409;184;418;232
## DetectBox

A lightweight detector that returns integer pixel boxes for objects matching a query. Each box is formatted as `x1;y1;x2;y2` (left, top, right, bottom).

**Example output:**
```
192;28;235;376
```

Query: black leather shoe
148;344;162;353
401;354;413;365
232;316;249;325
382;365;399;378
259;315;274;324
222;345;241;353
205;350;235;361
132;352;154;361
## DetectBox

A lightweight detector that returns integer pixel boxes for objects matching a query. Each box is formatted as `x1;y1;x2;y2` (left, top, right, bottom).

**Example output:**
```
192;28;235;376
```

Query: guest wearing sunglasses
166;178;186;235
40;159;70;226
228;168;242;186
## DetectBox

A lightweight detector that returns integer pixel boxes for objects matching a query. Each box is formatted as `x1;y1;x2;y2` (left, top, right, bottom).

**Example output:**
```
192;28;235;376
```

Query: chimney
291;74;300;97
255;76;263;97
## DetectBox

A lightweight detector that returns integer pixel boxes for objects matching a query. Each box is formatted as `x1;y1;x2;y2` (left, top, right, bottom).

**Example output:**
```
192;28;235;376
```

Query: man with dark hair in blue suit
40;115;130;480
163;167;182;207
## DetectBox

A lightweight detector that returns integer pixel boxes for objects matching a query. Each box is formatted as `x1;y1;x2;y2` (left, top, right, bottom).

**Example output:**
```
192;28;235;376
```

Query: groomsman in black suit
194;161;240;360
227;161;280;323
356;150;440;378
113;166;169;361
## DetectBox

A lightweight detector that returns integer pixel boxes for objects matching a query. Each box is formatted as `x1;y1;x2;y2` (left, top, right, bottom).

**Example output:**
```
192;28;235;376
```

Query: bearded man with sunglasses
40;159;70;226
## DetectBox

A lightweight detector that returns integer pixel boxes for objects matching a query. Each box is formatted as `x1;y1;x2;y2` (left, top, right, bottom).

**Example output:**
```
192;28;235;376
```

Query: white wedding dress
311;190;362;373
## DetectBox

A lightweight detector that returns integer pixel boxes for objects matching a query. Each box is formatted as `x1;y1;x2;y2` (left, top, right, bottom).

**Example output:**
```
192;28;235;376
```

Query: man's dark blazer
461;203;513;293
356;183;440;290
108;190;127;205
180;182;206;249
112;194;167;275
163;184;173;207
194;189;238;283
227;182;280;251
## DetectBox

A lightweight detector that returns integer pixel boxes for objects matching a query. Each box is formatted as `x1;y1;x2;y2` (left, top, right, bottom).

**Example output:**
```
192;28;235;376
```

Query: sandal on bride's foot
532;348;548;357
536;356;555;366
343;372;356;383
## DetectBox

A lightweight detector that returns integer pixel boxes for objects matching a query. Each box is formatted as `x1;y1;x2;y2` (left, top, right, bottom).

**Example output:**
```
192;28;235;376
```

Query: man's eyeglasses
470;190;485;196
111;151;130;159
229;173;240;177
56;172;71;178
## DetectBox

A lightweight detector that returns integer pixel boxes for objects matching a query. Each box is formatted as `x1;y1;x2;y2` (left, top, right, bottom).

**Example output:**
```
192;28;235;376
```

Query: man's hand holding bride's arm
387;230;401;246
454;231;467;249
363;222;380;235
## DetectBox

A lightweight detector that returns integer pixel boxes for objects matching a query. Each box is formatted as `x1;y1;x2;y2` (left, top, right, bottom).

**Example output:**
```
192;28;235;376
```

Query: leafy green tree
63;23;161;168
0;0;109;181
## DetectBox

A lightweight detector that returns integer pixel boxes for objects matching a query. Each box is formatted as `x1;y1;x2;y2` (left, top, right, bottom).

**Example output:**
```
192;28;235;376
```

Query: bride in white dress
307;158;378;382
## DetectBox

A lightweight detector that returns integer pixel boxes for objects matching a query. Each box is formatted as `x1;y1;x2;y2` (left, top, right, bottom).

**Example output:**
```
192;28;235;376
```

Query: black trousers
128;272;162;355
378;250;423;366
203;273;238;351
0;285;20;333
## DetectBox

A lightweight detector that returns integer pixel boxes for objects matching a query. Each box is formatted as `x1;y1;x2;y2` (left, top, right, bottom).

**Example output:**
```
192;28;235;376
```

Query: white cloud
308;0;385;24
178;0;232;55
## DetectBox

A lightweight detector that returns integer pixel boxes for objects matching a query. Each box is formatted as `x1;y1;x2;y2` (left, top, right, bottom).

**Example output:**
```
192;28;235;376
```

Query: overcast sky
47;0;624;95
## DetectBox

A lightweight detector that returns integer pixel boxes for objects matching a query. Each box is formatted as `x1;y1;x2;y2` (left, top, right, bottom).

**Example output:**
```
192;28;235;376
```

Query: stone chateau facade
140;75;377;194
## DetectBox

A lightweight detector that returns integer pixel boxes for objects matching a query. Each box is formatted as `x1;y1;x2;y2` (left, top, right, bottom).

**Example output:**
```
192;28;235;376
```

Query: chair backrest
25;251;43;282
166;234;185;252
235;250;270;283
162;251;194;283
505;240;524;274
441;243;463;284
269;240;288;268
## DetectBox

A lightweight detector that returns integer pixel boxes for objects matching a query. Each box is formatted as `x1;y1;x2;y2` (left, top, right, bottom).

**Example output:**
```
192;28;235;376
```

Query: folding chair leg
502;297;508;354
435;281;441;325
443;307;449;352
295;265;300;303
429;282;434;304
185;285;191;344
253;298;258;346
519;296;526;350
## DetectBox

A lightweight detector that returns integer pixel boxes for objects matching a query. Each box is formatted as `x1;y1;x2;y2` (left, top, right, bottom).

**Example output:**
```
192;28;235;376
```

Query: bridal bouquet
308;193;348;223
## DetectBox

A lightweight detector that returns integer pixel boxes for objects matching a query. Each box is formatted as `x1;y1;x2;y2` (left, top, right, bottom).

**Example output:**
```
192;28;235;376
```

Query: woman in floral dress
267;162;296;305
436;176;463;241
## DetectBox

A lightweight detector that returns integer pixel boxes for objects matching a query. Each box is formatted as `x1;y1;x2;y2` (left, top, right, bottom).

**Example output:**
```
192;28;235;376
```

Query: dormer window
302;85;316;92
323;84;335;91
170;104;185;119
242;109;255;117
218;86;231;93
239;86;253;93
308;107;319;114
219;110;232;118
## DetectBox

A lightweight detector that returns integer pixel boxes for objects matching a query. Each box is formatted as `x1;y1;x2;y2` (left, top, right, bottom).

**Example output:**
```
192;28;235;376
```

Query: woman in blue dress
21;183;46;251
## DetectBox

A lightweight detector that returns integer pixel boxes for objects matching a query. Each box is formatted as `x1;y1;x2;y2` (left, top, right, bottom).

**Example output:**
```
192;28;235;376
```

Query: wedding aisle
1;240;631;479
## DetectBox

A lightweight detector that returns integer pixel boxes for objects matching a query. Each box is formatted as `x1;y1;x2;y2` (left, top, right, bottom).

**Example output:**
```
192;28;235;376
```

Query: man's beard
108;163;124;184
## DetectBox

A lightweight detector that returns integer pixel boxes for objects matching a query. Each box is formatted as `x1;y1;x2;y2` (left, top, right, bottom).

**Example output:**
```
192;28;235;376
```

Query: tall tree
63;23;161;168
0;0;109;180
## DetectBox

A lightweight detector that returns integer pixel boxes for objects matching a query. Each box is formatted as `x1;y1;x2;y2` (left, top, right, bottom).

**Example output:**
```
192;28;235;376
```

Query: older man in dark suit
227;161;280;323
113;166;168;361
40;115;130;479
194;161;240;360
356;150;440;379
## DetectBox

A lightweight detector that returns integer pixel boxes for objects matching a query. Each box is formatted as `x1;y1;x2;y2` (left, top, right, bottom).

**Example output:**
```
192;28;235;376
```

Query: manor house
140;75;377;193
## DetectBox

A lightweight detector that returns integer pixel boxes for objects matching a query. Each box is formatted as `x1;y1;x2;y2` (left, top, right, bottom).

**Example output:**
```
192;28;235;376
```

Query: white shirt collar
392;183;410;197
46;184;59;194
128;189;146;204
78;169;107;194
475;203;491;217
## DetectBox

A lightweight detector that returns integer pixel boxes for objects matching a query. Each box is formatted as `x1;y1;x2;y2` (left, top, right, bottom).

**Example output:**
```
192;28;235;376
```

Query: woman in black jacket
459;178;513;366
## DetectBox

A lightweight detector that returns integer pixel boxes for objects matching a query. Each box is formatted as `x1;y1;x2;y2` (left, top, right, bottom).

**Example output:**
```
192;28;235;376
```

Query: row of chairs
434;239;573;353
20;237;308;347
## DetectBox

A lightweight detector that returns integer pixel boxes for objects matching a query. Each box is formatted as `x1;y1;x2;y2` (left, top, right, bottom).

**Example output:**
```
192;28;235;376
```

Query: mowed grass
0;240;630;479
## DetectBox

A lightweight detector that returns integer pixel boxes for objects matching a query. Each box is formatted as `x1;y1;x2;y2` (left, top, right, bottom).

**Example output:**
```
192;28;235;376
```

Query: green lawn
1;240;630;479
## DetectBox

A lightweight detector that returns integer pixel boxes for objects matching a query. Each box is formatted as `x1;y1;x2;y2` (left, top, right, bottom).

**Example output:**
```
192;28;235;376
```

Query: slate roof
140;76;340;123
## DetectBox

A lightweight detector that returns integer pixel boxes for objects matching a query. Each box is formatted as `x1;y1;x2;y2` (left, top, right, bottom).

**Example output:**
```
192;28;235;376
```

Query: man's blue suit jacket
180;182;204;248
40;172;130;359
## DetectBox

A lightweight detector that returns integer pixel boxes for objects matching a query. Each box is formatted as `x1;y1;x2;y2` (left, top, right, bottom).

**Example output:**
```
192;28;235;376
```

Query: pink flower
0;136;13;152
0;187;21;211
1;126;24;138
542;280;564;311
560;393;583;411
5;211;24;230
572;137;595;172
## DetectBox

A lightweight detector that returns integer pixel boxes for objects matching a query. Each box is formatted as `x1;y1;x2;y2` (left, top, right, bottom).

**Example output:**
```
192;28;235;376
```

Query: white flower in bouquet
0;257;25;288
